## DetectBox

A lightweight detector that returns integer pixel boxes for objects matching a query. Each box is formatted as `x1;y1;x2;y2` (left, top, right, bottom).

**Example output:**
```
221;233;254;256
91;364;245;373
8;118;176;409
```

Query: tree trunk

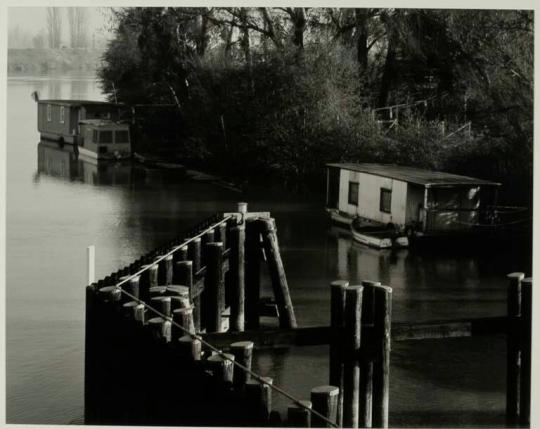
378;13;398;107
291;8;306;49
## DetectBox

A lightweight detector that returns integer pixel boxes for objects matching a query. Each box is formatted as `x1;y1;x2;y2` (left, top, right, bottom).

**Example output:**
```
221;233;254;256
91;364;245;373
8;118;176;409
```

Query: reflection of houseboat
326;163;501;247
37;140;133;185
36;99;131;160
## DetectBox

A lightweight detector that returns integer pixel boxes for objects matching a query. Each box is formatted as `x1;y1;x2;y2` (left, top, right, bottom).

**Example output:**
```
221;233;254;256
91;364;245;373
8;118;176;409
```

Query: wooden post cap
361;280;382;287
149;285;167;295
507;272;525;280
238;202;248;213
165;285;190;297
231;341;254;350
122;301;138;316
522;277;532;285
207;241;224;248
176;260;192;266
331;280;349;288
311;385;339;397
97;286;121;302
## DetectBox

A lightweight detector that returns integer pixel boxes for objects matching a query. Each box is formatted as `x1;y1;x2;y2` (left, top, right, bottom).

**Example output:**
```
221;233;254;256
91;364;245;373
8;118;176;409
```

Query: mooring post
230;341;254;389
188;237;202;274
207;353;235;386
139;265;151;303
177;335;202;361
205;242;225;332
329;280;348;427
84;284;98;423
343;285;363;428
172;307;195;339
149;264;159;288
202;229;216;266
288;400;312;427
506;272;524;423
164;254;173;285
87;245;95;285
217;222;228;250
176;260;200;331
519;277;532;426
150;296;171;318
311;385;339;428
246;377;273;423
372;285;392;429
229;204;246;331
360;280;381;428
245;219;261;329
260;217;297;328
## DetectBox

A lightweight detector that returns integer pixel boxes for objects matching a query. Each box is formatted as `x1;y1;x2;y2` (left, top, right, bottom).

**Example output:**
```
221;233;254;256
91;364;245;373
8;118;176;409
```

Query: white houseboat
36;99;131;160
326;163;501;247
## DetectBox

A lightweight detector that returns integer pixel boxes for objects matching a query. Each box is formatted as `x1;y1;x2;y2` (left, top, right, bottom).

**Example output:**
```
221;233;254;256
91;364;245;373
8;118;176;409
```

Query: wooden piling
310;385;339;428
519;277;532;426
148;317;171;343
175;260;200;331
172;307;195;339
245;219;261;330
288;400;312;427
207;353;235;386
229;225;246;331
506;272;524;423
329;280;348;427
343;285;363;428
188;237;202;273
230;341;254;389
372;285;392;429
360;280;381;428
260;218;297;328
246;377;273;422
150;296;171;318
217;222;228;250
177;335;201;361
164;255;173;285
205;242;225;332
202;229;216;265
149;264;159;288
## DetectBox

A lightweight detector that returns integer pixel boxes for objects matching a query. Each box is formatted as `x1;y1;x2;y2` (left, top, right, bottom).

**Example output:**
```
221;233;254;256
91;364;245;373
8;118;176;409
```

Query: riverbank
8;48;105;75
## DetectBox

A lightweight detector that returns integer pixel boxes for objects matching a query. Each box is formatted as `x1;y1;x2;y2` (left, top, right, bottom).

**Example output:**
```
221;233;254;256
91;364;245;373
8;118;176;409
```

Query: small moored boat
350;217;409;249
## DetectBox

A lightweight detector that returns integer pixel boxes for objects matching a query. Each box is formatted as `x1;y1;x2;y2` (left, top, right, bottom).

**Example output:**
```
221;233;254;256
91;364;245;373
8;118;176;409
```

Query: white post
87;245;95;285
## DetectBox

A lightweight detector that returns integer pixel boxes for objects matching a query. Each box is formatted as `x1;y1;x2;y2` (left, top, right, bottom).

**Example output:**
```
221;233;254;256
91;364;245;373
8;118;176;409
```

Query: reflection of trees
70;79;90;99
47;80;62;99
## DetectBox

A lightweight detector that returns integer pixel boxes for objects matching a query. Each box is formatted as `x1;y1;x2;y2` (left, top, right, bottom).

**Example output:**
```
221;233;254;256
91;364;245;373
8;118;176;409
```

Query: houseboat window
380;188;392;213
348;182;359;206
115;130;129;143
99;131;113;144
46;105;52;122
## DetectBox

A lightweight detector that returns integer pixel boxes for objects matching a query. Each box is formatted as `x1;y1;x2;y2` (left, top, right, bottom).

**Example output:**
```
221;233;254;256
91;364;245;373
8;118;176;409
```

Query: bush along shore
8;48;105;75
98;8;532;206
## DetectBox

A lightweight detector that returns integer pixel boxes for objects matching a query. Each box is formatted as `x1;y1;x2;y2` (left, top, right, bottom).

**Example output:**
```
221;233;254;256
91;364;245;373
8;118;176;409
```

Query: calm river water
6;74;532;426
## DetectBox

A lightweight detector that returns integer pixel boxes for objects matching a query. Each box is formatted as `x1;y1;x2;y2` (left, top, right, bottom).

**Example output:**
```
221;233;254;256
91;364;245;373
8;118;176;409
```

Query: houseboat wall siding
405;184;425;225
38;103;74;140
338;168;408;226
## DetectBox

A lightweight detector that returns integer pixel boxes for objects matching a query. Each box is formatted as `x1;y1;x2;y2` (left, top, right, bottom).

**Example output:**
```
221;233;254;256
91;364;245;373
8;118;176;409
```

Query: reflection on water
37;141;133;186
7;74;533;427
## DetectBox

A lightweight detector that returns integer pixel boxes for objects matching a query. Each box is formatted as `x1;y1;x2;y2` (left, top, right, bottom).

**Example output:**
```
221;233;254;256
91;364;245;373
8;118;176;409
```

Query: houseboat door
327;166;340;209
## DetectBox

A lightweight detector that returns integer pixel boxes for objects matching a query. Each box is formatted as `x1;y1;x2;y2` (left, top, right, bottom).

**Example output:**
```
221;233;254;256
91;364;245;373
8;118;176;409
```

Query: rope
114;215;233;290
104;285;339;428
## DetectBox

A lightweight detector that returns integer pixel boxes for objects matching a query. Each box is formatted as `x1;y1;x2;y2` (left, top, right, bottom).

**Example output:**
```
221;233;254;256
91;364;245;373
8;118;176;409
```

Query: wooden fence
85;203;532;427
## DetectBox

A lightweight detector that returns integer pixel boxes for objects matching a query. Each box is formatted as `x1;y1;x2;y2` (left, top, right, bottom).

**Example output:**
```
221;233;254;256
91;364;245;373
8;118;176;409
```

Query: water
6;73;532;426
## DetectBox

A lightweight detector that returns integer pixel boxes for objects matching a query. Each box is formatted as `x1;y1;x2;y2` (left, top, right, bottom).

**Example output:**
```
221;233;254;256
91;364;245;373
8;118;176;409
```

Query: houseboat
36;99;132;160
326;163;501;247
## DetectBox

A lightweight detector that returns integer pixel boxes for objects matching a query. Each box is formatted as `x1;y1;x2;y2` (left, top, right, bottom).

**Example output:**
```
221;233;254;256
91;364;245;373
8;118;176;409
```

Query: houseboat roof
38;99;124;107
79;119;128;127
327;163;501;187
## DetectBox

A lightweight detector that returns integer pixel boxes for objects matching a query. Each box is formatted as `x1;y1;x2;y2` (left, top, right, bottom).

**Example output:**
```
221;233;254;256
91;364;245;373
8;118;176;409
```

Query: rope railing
113;214;234;290
110;284;340;428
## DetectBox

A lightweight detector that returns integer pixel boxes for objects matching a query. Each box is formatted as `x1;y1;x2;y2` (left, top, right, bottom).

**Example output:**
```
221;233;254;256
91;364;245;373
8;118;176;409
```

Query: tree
46;7;62;48
67;7;89;48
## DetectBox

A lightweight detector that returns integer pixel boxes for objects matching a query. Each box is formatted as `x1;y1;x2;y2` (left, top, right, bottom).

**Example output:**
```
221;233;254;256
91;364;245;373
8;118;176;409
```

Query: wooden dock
85;203;532;427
